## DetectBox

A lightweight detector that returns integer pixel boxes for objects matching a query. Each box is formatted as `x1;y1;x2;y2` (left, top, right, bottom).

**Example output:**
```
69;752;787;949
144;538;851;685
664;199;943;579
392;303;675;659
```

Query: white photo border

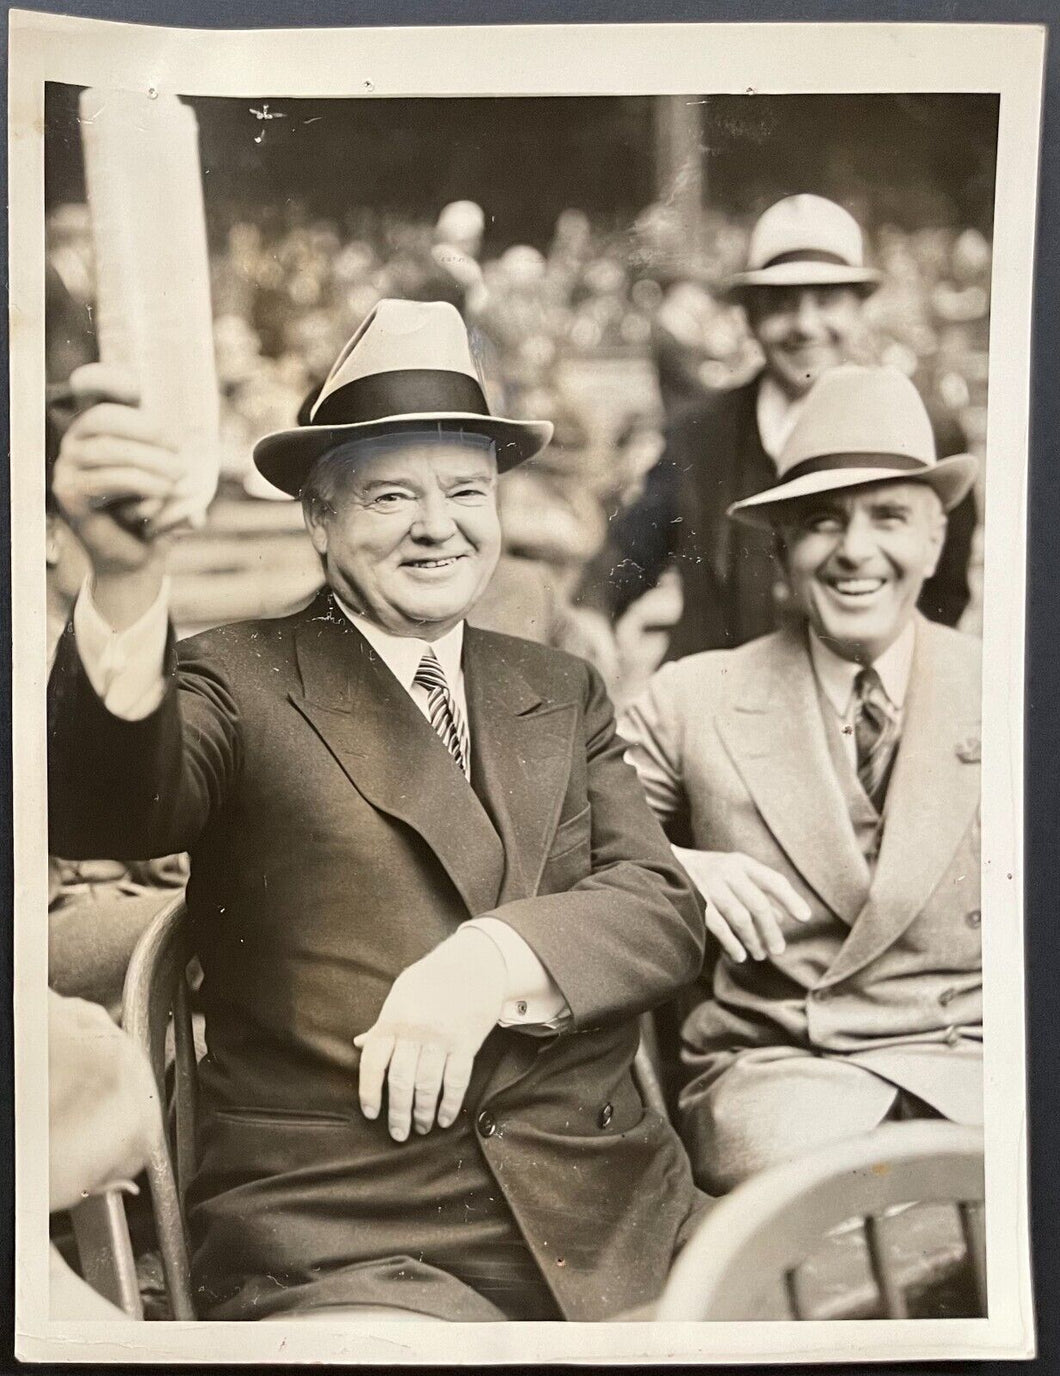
9;10;1045;1363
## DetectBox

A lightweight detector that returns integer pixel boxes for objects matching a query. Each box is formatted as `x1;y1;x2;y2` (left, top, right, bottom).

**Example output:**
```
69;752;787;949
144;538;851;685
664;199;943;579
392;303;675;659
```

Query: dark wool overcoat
49;588;707;1320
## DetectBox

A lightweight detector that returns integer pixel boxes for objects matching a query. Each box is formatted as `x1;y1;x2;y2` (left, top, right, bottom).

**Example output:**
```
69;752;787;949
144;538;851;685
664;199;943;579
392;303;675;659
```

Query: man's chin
813;612;908;664
394;587;484;631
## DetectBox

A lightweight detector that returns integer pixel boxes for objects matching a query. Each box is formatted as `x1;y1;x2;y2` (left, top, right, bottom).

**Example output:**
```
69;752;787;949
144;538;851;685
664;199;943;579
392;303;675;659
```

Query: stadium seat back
657;1121;987;1321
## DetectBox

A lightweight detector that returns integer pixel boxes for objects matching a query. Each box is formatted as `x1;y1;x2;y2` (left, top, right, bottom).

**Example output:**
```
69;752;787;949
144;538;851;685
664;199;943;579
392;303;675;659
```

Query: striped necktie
854;666;900;811
413;648;471;779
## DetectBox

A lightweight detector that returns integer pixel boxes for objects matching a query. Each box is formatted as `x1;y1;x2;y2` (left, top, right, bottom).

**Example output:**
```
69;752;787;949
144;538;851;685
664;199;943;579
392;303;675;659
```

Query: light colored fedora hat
725;194;882;295
728;365;978;528
253;298;553;496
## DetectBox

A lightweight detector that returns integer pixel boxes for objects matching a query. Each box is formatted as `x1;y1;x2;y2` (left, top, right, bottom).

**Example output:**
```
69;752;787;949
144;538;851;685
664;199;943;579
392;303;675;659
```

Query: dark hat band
783;452;931;484
760;249;852;269
311;369;489;428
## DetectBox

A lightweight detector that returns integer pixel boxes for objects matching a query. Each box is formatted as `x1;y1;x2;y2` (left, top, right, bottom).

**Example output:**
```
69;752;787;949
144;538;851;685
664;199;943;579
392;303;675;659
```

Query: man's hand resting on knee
354;928;507;1142
673;848;812;963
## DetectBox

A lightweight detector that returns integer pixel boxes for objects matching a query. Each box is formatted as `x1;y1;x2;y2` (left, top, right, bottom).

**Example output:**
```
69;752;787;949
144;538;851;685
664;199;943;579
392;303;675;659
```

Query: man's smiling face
776;480;946;663
305;436;501;640
746;284;864;400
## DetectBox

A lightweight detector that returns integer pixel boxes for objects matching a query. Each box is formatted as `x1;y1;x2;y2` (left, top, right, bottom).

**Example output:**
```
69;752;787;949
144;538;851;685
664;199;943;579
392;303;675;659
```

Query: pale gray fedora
725;195;882;296
728;365;978;528
253;298;553;496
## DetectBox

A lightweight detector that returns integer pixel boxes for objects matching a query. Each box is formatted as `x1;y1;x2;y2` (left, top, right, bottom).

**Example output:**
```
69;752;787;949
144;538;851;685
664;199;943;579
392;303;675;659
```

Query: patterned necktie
413;648;471;779
853;666;900;811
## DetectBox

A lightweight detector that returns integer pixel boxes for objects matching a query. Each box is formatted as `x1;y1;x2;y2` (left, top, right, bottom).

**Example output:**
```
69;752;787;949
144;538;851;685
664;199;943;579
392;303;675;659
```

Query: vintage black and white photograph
10;12;1042;1364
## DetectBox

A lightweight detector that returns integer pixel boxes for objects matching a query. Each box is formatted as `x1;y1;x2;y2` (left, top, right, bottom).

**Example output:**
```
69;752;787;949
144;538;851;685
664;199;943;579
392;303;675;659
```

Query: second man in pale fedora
658;193;977;659
621;364;984;1192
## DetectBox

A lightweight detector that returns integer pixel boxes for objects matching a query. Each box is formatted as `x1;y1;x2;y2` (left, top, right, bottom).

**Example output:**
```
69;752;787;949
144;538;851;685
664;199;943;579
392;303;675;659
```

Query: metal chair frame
68;1191;143;1318
120;894;197;1320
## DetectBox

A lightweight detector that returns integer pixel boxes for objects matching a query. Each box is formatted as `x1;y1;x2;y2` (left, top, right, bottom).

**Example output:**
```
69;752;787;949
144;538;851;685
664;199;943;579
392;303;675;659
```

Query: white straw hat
726;195;882;295
727;365;978;528
253;299;553;496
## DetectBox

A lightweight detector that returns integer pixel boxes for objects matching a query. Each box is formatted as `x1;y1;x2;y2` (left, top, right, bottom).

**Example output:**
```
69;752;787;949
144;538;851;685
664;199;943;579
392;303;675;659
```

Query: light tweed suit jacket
619;614;983;1129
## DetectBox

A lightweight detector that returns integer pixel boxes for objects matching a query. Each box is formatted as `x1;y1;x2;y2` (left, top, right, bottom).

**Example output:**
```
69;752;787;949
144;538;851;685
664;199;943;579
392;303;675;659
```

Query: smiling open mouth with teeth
402;555;467;570
830;578;886;596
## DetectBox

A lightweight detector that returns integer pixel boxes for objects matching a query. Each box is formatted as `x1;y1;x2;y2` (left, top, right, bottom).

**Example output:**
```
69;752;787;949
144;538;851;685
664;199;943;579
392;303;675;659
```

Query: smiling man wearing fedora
620;364;983;1193
649;194;977;661
47;298;708;1320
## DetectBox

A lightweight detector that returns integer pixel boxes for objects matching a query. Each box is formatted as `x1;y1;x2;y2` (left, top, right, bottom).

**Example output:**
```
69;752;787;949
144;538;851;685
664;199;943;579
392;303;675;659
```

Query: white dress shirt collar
756;374;810;462
332;593;465;693
809;619;916;719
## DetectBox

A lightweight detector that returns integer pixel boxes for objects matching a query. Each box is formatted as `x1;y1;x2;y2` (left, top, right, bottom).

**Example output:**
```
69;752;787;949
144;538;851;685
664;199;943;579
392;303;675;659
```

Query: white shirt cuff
463;916;570;1031
72;577;170;721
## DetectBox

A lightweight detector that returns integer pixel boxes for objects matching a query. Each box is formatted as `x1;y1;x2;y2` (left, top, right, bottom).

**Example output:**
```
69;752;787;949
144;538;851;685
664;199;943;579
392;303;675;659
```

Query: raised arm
47;366;241;860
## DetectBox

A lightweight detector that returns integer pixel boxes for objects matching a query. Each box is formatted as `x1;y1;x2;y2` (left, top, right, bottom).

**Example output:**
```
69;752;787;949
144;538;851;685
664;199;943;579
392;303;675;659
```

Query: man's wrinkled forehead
772;478;944;528
318;433;499;501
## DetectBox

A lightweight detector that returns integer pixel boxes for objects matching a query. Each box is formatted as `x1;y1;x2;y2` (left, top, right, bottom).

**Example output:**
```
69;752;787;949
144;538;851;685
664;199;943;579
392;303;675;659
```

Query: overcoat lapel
821;618;981;987
288;596;505;917
461;629;579;1108
715;625;871;926
462;627;578;905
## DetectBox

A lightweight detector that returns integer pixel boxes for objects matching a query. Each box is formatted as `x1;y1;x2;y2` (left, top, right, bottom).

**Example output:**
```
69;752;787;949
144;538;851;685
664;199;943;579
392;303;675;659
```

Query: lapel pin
955;736;981;763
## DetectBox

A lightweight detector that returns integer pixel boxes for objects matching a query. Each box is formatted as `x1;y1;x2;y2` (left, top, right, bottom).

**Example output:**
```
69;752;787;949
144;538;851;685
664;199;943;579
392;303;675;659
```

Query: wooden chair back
657;1121;987;1321
120;895;197;1320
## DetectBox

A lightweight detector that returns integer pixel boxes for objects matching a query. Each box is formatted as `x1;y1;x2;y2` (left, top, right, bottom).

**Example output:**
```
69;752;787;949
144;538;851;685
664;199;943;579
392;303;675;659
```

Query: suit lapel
821;618;981;986
463;627;577;904
288;596;506;917
716;626;871;926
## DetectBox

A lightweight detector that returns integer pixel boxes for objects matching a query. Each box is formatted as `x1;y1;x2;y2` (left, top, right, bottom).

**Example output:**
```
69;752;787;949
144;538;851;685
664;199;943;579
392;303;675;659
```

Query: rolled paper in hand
79;88;220;532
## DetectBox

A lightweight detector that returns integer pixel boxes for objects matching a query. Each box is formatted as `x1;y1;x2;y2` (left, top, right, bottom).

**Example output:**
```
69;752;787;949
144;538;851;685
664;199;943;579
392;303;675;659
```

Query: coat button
966;909;982;929
945;1026;961;1047
598;1103;613;1129
938;987;956;1007
810;988;831;1003
476;1111;496;1138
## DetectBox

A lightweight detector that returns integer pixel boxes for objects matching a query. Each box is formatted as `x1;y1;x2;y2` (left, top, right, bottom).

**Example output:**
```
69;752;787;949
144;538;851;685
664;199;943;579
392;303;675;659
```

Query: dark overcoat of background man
612;195;977;656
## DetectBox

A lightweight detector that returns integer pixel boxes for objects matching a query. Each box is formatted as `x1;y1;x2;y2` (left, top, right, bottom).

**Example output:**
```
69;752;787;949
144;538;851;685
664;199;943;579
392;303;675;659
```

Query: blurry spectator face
305;439;501;639
436;201;485;259
776;481;945;663
746;285;864;398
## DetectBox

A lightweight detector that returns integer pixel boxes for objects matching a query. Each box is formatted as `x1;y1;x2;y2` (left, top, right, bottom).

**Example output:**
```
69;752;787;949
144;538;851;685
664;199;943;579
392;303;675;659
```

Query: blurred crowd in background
45;189;991;702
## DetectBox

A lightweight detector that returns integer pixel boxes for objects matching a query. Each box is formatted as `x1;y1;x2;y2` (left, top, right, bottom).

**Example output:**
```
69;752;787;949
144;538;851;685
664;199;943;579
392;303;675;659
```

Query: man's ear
303;499;329;558
923;496;948;580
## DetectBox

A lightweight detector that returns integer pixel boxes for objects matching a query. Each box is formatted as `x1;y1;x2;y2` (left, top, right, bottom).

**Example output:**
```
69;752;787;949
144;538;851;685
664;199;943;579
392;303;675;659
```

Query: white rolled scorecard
79;88;220;530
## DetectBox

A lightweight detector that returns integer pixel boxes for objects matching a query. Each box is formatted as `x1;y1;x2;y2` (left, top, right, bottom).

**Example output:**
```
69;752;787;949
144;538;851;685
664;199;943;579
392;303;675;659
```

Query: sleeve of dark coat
479;660;706;1030
918;406;977;628
47;619;241;862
